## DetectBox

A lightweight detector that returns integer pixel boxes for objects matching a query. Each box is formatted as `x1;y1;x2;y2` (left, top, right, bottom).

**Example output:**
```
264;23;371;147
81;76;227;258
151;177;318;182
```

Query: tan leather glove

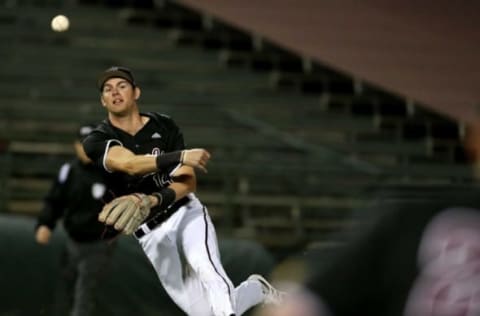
99;193;151;235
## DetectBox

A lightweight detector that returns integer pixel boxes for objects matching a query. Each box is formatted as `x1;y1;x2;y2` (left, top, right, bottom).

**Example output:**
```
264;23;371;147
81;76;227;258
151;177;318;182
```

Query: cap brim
97;71;134;90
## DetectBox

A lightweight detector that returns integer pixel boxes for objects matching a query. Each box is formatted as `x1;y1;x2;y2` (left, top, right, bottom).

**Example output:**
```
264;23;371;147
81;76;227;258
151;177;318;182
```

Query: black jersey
36;159;117;242
82;112;185;200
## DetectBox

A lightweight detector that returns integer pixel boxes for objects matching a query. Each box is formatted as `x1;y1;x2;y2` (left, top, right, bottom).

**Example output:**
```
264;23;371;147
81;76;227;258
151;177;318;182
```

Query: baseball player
82;66;284;316
35;124;117;316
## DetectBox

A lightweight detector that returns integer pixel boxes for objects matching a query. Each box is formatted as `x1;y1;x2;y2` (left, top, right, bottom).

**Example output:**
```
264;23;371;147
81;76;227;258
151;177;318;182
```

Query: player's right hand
35;225;52;245
182;149;211;173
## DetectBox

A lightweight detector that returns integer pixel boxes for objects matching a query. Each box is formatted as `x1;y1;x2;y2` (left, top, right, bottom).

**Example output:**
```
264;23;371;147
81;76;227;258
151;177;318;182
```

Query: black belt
134;196;190;239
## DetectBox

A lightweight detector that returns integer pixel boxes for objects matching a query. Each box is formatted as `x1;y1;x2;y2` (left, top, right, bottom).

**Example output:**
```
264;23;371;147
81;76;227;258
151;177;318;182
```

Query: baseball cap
77;124;96;141
97;66;136;91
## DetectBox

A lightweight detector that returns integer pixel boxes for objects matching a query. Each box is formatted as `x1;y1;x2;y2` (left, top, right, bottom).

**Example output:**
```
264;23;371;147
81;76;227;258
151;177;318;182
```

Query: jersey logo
151;132;162;139
153;173;173;188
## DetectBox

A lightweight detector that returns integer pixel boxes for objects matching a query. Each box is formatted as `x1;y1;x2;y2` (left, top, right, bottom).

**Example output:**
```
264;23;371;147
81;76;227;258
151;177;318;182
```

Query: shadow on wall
0;214;275;316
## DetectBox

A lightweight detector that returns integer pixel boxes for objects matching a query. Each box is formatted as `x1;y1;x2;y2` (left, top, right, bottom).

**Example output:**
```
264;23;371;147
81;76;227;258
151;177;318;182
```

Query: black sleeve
154;113;186;176
82;129;122;171
147;112;186;152
35;163;71;230
166;123;186;176
164;115;186;151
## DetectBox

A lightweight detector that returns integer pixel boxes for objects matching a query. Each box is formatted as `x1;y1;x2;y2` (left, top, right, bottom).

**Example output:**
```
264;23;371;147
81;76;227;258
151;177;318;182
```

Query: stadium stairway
0;1;474;255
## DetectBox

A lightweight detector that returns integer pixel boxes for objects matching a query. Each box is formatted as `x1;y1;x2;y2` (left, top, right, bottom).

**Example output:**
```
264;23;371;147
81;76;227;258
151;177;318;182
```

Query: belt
134;196;190;239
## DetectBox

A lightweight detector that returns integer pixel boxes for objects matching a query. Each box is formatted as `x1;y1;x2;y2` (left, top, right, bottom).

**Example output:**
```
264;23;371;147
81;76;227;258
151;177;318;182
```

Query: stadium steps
145;3;467;156
0;3;472;252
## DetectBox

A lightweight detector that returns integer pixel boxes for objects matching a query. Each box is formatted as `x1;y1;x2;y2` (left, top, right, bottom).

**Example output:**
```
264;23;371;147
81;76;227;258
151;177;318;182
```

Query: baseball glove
99;193;151;235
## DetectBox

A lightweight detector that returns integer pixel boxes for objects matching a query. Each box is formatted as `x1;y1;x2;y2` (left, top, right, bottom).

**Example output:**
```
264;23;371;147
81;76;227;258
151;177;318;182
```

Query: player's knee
195;265;232;291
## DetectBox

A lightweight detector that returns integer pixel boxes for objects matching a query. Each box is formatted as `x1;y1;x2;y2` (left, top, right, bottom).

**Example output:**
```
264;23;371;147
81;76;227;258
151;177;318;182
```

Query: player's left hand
99;193;151;235
182;148;211;173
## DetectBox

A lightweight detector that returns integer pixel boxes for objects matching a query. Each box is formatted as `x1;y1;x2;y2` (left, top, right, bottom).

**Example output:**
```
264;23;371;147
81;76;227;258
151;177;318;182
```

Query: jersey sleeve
82;130;122;172
163;116;186;176
166;117;186;151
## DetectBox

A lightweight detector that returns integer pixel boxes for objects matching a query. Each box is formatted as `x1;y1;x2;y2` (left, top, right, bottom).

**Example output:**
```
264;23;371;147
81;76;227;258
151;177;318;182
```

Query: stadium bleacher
0;0;475;257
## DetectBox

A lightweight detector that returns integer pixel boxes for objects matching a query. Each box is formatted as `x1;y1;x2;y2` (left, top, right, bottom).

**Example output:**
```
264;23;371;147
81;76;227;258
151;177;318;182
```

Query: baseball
51;14;70;32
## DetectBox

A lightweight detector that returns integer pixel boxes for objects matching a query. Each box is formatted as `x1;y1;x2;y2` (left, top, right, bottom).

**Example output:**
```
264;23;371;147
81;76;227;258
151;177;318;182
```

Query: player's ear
134;86;141;100
100;95;107;107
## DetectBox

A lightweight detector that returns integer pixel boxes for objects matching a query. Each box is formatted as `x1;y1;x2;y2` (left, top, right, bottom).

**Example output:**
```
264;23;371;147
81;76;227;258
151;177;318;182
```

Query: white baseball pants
137;194;264;316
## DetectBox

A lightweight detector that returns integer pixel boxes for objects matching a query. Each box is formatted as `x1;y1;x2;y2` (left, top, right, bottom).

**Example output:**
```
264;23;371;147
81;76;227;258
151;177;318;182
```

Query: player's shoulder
145;111;174;122
83;120;117;142
144;112;179;128
92;119;116;135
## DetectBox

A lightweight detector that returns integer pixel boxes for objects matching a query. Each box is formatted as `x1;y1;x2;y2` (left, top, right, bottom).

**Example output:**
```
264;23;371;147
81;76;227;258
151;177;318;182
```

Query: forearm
106;147;182;176
170;165;196;200
119;155;159;175
106;146;210;176
126;151;183;175
148;170;196;210
169;177;196;201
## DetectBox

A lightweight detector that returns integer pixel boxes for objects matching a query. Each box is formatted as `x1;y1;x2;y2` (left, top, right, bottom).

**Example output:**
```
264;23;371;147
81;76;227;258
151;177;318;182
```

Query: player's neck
109;112;148;136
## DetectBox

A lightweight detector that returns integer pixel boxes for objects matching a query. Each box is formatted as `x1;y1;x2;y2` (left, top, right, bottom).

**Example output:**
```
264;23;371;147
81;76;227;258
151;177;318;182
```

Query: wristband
155;151;182;170
152;187;176;210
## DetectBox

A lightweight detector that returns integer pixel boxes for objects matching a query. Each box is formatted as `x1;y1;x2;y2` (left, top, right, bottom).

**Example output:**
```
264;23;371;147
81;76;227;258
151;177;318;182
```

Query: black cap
97;66;136;91
77;124;96;141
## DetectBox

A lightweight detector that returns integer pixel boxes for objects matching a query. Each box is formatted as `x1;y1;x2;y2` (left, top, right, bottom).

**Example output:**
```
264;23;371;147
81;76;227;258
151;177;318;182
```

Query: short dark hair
97;66;136;91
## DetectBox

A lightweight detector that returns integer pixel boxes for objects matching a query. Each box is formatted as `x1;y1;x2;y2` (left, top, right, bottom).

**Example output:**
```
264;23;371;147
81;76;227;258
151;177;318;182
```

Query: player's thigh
181;206;222;268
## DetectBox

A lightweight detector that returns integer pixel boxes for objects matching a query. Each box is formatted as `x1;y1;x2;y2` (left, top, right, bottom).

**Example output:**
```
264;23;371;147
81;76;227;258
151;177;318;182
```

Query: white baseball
51;14;70;32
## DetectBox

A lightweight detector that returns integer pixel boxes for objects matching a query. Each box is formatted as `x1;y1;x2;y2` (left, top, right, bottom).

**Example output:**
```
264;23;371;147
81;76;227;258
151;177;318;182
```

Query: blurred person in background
257;122;480;316
35;124;118;316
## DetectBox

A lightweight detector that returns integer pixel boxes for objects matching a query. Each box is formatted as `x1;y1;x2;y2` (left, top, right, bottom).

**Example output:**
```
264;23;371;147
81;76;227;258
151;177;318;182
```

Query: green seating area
0;1;474;253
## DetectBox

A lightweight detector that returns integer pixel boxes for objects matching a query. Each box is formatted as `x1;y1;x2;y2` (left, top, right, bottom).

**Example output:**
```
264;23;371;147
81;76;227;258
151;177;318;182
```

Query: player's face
100;78;140;116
